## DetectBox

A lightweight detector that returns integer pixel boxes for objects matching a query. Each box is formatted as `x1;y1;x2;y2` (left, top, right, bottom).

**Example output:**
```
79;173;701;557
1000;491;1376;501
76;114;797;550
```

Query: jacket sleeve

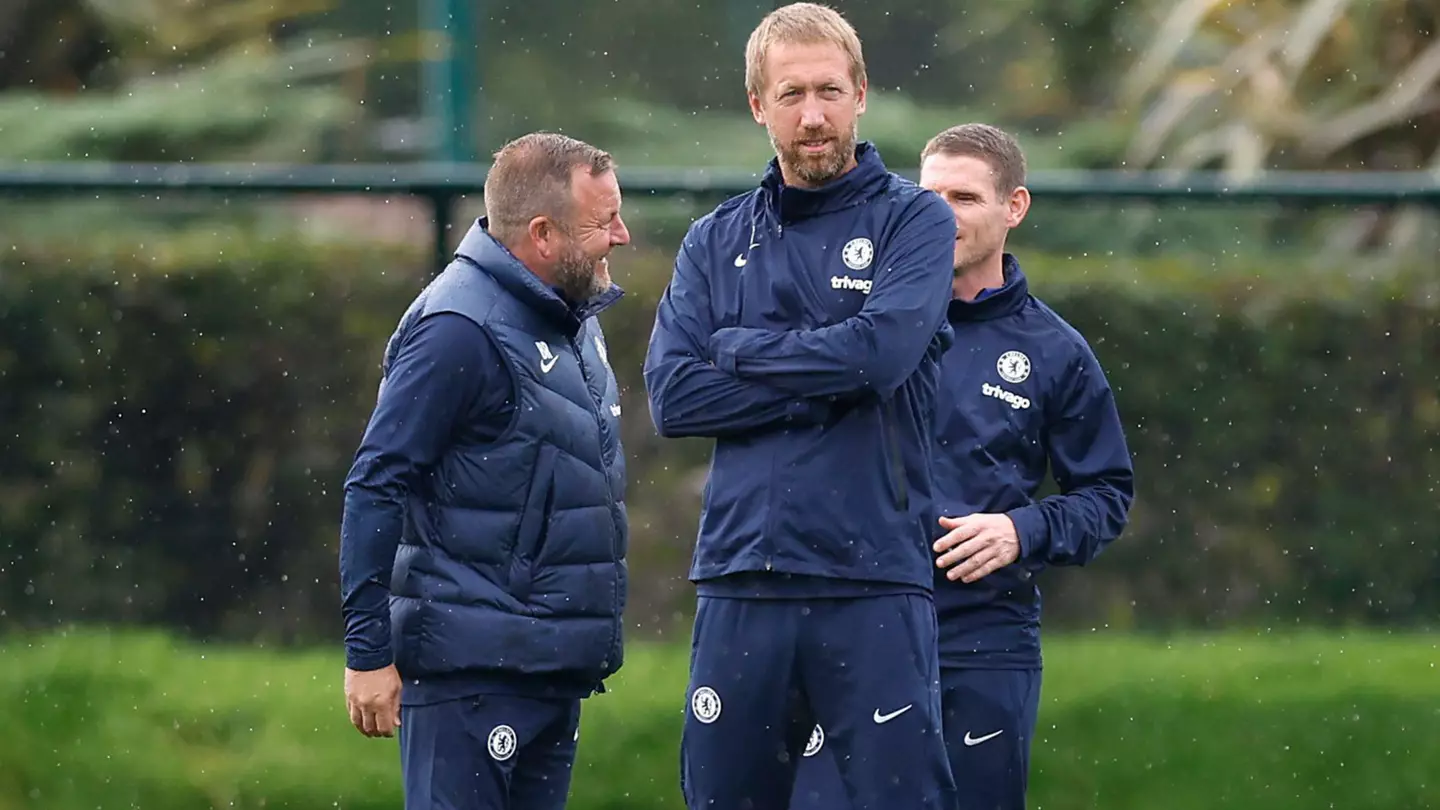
643;232;832;439
1007;340;1135;567
338;313;504;671
706;193;956;399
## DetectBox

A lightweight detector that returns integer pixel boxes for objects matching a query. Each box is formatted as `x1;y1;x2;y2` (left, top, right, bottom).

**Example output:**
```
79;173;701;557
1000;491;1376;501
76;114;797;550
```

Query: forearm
1007;484;1130;567
646;356;830;438
710;324;880;398
338;484;403;670
710;318;954;398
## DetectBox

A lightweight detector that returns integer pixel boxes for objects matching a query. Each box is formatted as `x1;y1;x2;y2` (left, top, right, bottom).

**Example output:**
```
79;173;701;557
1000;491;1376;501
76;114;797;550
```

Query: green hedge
2;630;1436;810
0;228;430;638
1023;255;1440;628
0;226;1437;640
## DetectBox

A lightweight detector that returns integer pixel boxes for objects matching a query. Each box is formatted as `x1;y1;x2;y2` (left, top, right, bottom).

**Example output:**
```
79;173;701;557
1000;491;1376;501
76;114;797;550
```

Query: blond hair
744;2;866;98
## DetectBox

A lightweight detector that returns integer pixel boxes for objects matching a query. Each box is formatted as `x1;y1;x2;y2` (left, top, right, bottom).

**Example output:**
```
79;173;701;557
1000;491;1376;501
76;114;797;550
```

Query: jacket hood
454;219;624;334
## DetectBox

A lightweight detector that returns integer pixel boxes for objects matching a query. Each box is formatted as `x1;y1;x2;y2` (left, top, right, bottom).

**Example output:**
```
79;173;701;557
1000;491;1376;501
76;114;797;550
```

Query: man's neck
952;254;1006;301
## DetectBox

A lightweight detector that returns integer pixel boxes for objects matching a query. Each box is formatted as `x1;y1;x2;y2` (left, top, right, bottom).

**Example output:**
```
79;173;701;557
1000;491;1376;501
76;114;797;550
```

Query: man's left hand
934;514;1021;583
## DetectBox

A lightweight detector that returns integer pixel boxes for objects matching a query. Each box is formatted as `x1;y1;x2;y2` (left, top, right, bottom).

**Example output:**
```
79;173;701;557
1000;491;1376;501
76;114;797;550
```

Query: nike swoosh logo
734;241;760;267
963;729;1003;746
540;356;558;373
872;705;913;724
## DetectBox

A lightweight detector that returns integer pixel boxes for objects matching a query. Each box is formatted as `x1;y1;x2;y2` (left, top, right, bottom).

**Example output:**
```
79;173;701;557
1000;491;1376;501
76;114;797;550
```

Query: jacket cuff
1007;504;1048;561
346;648;394;672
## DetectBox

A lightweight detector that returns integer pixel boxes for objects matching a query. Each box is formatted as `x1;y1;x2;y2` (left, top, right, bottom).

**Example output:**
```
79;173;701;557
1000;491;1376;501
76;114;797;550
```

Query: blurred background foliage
4;0;1434;172
2;0;1434;257
2;2;1438;807
1;0;1436;645
0;0;364;162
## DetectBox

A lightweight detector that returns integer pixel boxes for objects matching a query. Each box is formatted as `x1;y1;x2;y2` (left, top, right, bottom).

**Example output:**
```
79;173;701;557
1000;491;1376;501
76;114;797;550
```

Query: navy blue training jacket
933;255;1134;669
339;220;628;704
644;142;957;596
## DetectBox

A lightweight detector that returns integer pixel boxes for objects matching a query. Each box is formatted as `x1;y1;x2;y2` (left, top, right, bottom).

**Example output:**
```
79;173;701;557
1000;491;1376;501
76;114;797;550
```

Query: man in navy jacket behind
338;132;633;810
643;5;959;809
791;124;1136;810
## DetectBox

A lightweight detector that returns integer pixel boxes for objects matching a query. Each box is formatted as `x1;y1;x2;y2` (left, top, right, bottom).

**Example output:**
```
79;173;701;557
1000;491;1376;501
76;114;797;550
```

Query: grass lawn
0;628;1435;809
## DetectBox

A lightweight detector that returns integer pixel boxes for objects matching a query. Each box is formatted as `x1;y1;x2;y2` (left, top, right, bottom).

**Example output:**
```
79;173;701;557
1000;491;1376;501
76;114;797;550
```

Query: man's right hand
344;664;402;738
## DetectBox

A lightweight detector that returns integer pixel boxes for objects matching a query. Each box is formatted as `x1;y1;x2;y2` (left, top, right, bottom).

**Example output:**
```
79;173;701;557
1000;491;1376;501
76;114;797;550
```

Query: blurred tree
82;0;335;65
932;0;1134;119
1122;0;1440;174
922;0;1143;170
0;0;369;162
1116;0;1439;255
0;0;110;92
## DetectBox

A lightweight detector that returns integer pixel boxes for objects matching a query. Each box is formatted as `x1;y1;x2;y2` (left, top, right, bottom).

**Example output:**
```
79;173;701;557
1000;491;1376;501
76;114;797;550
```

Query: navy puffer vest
387;221;628;689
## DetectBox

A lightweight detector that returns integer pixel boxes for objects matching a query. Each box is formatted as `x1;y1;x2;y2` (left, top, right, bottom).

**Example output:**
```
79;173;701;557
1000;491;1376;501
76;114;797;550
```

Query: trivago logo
830;275;873;294
982;382;1030;410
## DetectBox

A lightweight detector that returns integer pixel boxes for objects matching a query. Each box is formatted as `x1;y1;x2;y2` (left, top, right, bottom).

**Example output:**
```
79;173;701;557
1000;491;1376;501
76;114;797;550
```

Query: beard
771;119;858;187
553;239;609;304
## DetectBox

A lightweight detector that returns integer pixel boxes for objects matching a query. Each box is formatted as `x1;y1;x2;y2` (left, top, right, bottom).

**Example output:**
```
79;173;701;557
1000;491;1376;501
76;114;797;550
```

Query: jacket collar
759;141;891;223
454;218;624;334
948;254;1029;323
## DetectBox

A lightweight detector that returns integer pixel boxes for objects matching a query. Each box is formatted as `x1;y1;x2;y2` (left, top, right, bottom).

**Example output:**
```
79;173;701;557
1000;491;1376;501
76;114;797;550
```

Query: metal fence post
431;191;457;272
421;0;478;163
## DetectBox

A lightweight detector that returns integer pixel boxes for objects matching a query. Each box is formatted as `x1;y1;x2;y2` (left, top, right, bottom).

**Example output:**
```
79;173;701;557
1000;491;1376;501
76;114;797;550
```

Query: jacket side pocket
508;444;559;602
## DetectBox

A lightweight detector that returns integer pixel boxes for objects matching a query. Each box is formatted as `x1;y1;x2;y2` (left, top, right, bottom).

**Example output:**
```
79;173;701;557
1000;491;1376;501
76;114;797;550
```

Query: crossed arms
643;196;956;438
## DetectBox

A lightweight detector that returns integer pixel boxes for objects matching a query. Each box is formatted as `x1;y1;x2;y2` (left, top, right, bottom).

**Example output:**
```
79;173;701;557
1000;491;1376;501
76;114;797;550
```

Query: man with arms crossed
791;124;1135;809
644;4;958;809
339;132;633;810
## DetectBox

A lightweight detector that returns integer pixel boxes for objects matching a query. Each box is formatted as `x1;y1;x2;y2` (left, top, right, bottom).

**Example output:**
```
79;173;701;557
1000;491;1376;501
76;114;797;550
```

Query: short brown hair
483;132;614;245
745;2;866;98
921;124;1027;196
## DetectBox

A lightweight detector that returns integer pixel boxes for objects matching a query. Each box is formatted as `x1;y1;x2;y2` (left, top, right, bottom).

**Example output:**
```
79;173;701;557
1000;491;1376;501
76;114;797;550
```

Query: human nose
799;101;827;130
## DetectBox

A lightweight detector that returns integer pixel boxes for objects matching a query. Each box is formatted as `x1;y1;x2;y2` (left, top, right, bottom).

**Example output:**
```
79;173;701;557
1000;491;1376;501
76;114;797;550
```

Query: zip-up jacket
933;256;1134;668
643;142;956;593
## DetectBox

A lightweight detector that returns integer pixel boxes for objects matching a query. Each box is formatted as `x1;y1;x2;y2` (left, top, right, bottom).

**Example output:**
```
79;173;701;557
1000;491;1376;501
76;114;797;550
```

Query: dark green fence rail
3;162;1438;269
